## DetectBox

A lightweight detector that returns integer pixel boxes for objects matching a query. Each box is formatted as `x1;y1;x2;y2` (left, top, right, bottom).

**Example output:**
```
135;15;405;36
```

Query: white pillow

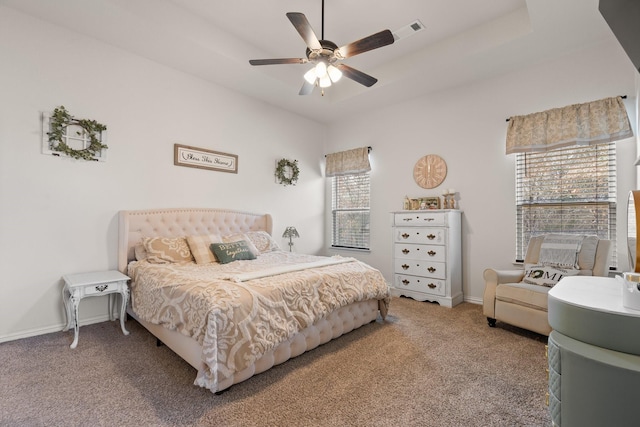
244;231;281;253
522;264;579;287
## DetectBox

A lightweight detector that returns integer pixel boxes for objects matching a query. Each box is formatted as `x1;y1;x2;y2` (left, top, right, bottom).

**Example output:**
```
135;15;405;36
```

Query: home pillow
210;240;257;264
143;237;193;264
244;231;281;253
186;234;223;264
221;233;260;256
522;264;579;287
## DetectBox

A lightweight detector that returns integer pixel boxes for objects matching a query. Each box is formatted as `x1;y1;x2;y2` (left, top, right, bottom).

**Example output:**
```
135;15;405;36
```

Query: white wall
0;8;326;341
326;40;638;304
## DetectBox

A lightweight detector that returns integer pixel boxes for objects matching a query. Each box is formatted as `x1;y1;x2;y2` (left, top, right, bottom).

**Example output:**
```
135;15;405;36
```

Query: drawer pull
427;234;436;240
427;250;436;256
427;267;436;273
401;264;409;270
403;218;413;222
402;249;410;254
427;283;436;289
95;284;108;292
424;218;435;222
401;233;410;239
401;279;410;285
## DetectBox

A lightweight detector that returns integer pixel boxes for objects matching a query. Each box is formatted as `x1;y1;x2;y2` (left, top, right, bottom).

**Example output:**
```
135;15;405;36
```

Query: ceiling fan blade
286;12;322;51
337;29;395;59
299;80;315;96
334;64;378;87
249;58;308;66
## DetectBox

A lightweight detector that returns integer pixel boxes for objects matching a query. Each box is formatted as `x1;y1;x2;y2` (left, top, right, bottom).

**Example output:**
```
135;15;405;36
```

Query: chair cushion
495;282;552;311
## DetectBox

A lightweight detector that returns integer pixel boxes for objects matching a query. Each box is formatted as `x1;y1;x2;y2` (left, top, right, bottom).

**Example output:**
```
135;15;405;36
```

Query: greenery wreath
47;106;108;161
275;158;300;186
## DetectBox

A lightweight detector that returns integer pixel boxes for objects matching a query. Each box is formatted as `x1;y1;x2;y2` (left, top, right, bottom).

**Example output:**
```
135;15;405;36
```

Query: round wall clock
413;154;447;189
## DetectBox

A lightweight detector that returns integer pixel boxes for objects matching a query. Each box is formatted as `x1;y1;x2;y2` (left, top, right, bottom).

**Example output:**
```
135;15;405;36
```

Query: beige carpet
0;297;551;426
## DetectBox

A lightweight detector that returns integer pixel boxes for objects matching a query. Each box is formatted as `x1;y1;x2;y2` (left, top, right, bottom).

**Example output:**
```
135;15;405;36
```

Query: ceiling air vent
392;20;425;41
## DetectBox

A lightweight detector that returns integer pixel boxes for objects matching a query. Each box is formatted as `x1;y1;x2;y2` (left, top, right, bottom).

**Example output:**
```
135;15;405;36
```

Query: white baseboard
464;296;482;305
0;314;114;344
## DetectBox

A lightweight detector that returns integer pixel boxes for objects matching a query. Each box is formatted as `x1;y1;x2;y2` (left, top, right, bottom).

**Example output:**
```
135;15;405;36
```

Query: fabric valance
325;146;371;177
505;96;633;154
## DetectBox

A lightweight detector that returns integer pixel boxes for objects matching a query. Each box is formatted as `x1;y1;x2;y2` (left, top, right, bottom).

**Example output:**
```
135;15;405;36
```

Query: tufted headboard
118;208;273;274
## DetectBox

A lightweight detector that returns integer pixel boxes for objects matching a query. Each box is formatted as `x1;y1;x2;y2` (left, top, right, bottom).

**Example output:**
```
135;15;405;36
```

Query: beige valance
506;96;633;154
325;146;371;177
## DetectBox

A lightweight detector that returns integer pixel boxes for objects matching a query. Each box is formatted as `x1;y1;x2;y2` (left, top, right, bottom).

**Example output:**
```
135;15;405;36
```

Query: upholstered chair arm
484;268;526;284
482;268;525;318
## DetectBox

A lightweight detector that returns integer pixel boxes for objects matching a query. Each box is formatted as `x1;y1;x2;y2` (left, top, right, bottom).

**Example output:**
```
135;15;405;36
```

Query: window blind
331;173;370;249
515;142;617;266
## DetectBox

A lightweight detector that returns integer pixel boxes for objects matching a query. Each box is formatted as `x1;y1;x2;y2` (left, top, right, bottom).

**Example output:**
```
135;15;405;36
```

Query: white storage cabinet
391;210;462;307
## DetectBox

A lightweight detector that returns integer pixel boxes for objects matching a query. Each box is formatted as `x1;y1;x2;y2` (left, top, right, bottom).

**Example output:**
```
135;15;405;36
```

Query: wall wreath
275;158;300;186
47;105;108;161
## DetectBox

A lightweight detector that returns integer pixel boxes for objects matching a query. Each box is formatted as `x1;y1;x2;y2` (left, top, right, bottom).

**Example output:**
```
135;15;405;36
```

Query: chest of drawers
391;210;462;307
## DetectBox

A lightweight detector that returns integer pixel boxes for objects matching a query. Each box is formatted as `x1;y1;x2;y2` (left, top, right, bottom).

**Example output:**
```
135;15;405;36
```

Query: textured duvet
127;251;389;391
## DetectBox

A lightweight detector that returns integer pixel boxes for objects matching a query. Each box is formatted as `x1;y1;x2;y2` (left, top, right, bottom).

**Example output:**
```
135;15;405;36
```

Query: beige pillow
244;231;281;253
186;234;223;264
143;237;193;264
222;233;260;256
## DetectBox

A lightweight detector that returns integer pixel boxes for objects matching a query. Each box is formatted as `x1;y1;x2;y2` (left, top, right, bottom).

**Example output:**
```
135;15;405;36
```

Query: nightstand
62;270;130;349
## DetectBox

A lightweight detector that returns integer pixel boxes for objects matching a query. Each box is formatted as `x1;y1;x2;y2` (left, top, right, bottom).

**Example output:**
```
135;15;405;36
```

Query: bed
117;207;390;393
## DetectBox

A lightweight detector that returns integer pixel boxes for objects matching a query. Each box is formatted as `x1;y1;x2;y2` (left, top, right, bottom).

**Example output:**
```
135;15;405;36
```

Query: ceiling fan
249;0;395;95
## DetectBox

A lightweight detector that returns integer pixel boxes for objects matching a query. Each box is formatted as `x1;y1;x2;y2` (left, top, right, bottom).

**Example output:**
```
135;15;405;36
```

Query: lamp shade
282;226;300;238
327;65;342;82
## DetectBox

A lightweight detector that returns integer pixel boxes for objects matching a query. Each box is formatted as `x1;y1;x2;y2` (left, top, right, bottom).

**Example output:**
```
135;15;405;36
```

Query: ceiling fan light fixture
327;65;342;83
303;68;317;84
319;75;332;88
315;61;328;78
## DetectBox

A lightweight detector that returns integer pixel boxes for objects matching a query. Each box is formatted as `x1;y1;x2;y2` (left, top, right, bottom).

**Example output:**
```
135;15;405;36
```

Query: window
331;173;370;250
515;142;616;267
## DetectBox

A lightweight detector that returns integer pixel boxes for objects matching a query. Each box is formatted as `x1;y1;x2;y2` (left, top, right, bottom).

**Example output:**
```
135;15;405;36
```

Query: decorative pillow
186;234;223;264
221;233;260;256
134;244;147;261
522;264;580;287
244;231;281;253
210;240;257;264
143;237;193;264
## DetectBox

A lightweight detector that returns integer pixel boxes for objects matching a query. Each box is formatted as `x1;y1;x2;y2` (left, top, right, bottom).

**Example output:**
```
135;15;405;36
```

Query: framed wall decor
421;197;441;210
174;144;238;173
407;197;441;210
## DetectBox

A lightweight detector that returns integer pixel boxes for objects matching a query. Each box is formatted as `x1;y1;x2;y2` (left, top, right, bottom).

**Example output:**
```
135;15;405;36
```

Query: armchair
483;235;612;336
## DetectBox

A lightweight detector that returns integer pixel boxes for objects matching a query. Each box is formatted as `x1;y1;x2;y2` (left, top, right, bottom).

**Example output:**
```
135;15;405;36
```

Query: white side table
62;270;130;349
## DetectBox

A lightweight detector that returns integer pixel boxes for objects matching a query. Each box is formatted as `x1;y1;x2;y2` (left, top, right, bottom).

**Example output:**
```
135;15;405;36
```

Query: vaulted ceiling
1;0;617;123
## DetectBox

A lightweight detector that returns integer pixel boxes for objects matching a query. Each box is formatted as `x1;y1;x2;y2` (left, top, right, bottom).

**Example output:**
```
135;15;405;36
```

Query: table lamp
282;226;300;252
